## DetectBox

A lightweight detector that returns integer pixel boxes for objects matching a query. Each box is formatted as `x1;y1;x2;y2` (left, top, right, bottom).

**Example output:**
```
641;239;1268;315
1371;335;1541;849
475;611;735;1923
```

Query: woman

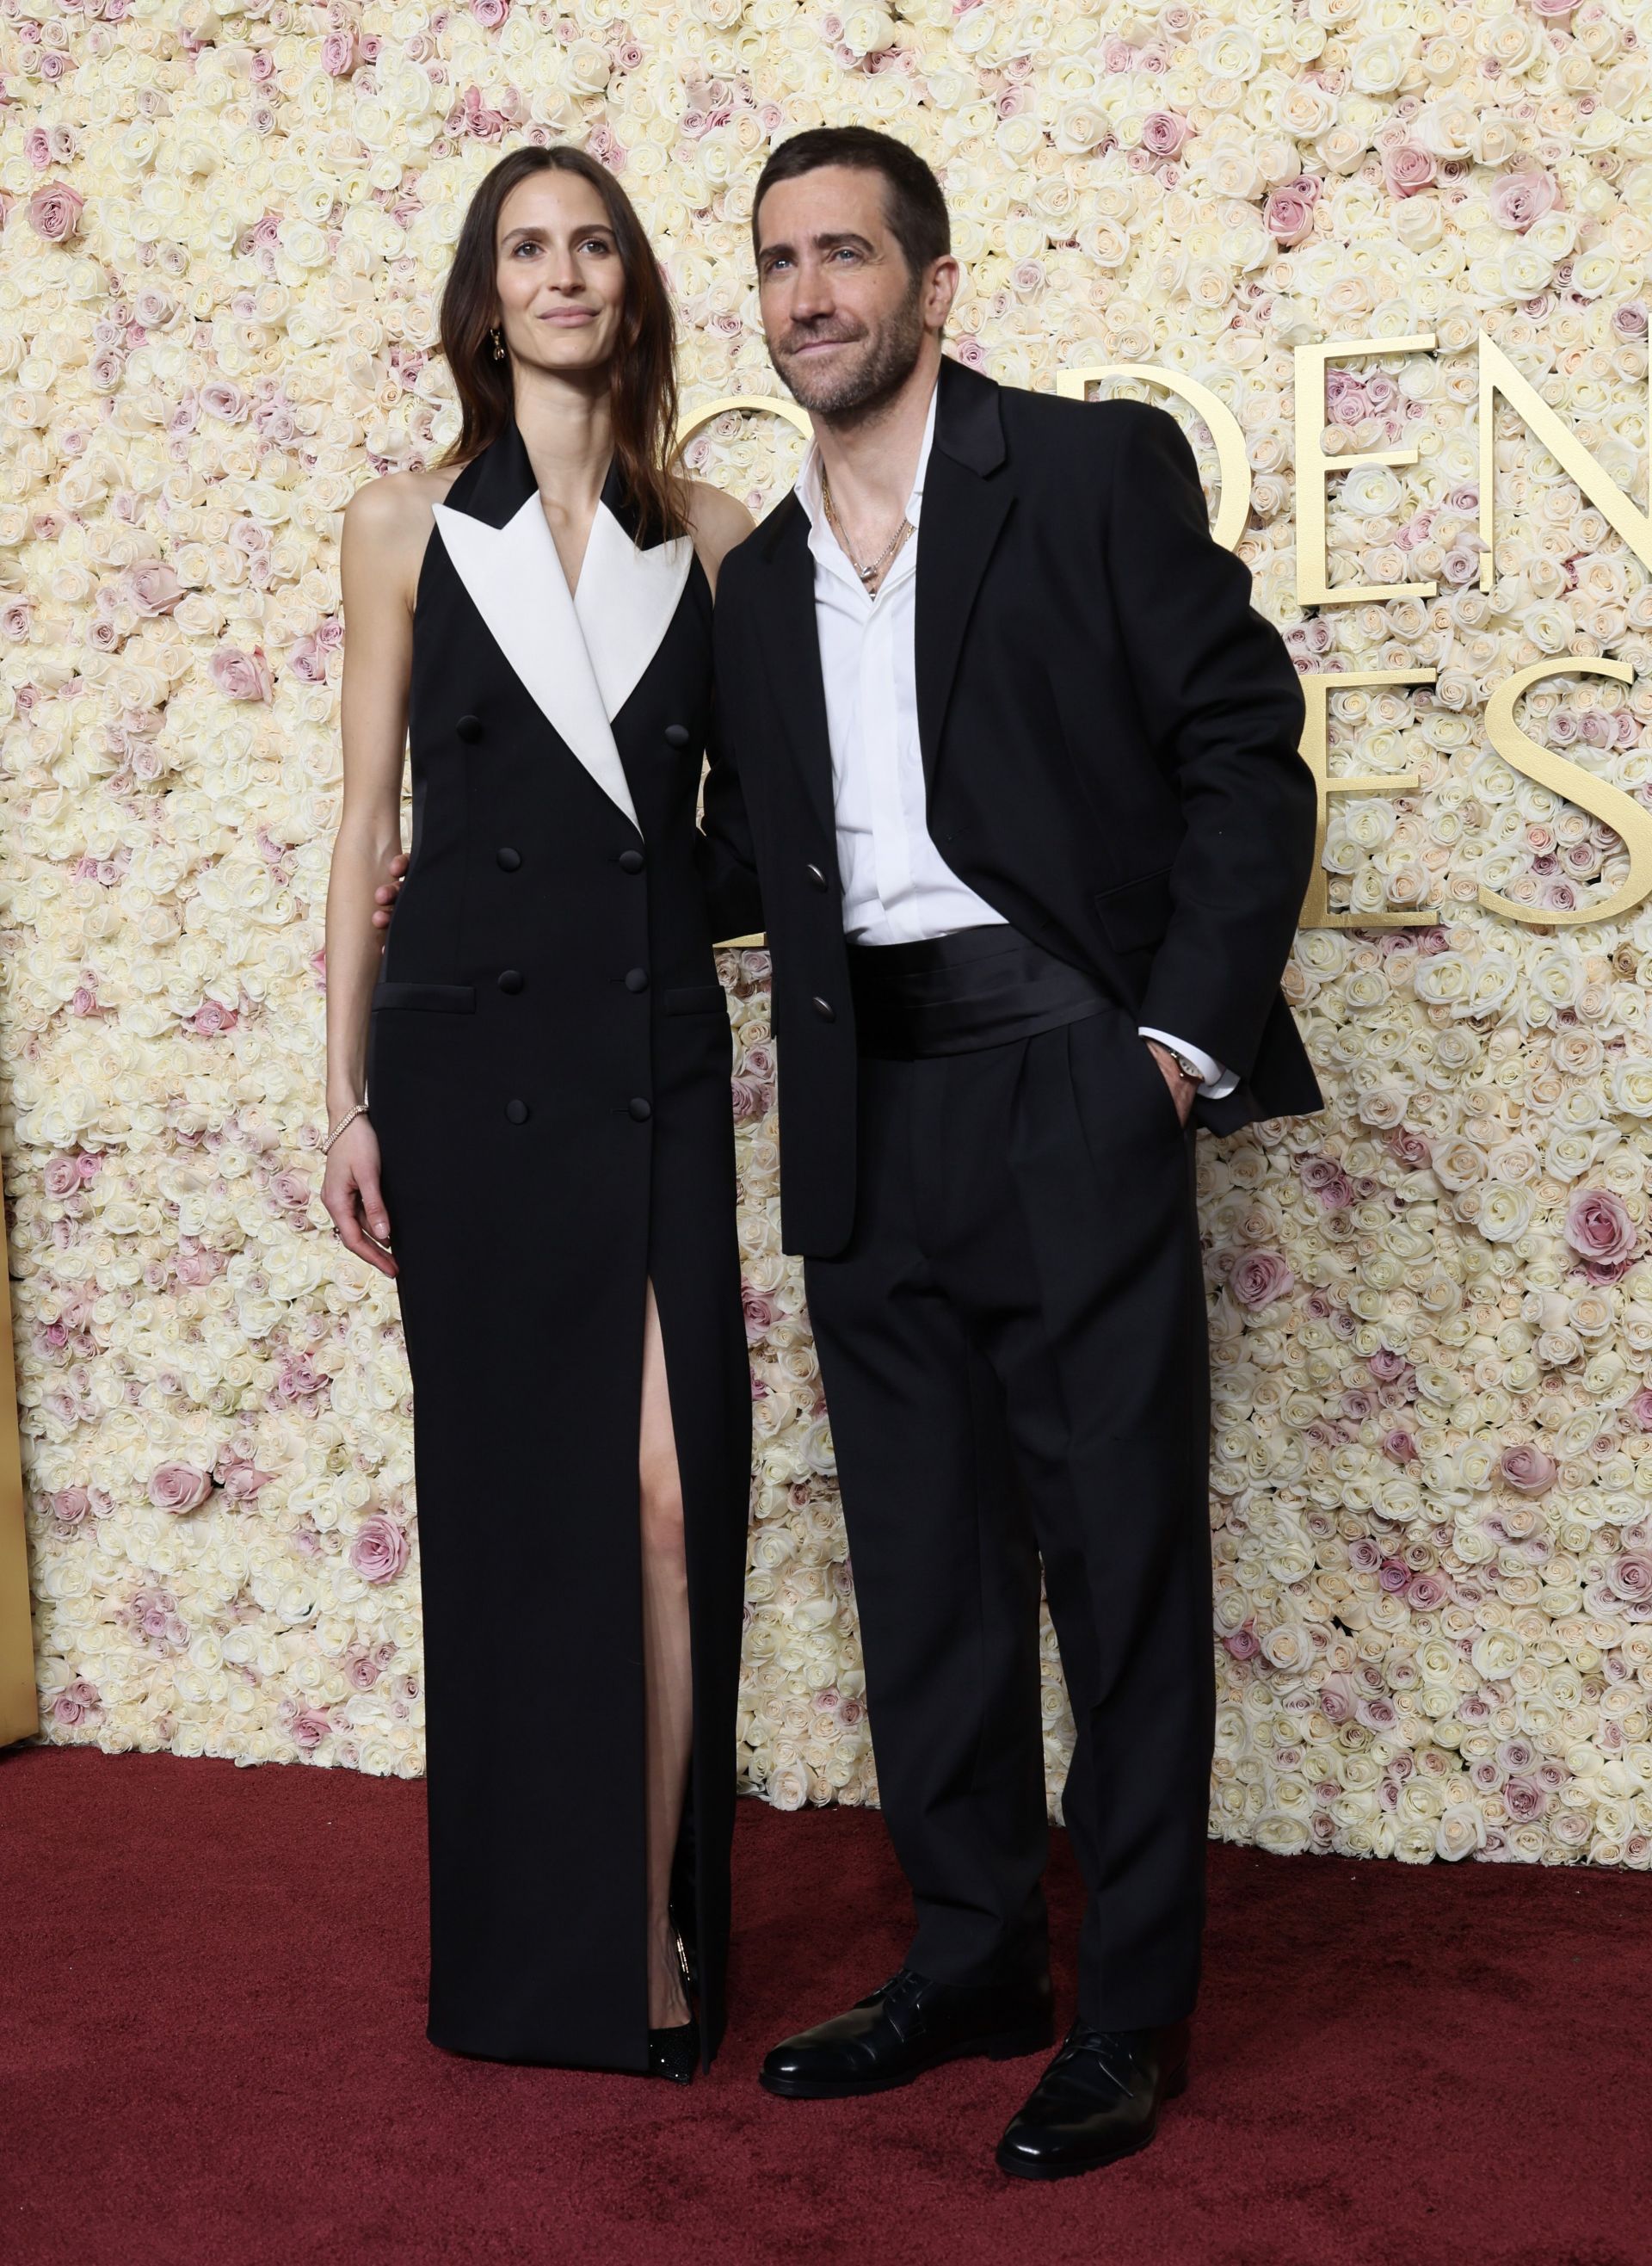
321;146;755;2080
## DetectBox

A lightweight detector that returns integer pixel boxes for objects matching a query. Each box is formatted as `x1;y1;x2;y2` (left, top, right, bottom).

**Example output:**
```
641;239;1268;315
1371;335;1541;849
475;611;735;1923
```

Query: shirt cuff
1138;1027;1239;1102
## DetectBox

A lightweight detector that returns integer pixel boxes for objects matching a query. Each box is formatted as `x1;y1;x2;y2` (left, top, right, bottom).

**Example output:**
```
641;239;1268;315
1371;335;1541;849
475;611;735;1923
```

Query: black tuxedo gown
366;421;750;2072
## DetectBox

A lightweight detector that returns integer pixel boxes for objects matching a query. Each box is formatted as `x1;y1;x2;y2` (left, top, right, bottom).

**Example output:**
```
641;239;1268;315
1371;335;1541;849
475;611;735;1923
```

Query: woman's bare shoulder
343;463;465;545
682;479;756;590
342;464;470;608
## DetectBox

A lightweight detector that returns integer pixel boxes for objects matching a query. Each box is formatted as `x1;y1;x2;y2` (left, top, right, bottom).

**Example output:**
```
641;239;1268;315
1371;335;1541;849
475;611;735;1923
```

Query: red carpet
2;1747;1648;2265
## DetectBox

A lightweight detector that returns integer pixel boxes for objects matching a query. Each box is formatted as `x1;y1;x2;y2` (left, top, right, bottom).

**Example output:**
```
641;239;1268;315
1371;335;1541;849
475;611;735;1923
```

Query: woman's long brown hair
435;146;687;541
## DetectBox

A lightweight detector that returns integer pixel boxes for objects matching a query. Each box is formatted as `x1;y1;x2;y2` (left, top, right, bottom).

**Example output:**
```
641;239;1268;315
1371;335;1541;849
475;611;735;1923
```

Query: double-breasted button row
624;967;648;993
457;714;483;744
497;968;524;994
663;723;691;748
496;846;521;871
507;1094;652;1124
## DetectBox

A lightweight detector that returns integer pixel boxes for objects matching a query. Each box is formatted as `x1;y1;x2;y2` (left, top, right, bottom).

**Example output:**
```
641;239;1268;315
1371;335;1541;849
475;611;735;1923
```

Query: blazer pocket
1090;865;1174;956
371;981;477;1013
663;984;728;1017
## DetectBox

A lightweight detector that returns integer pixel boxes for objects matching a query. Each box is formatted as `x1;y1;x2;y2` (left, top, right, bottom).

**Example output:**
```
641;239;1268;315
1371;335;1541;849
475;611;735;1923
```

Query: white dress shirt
795;378;1234;1099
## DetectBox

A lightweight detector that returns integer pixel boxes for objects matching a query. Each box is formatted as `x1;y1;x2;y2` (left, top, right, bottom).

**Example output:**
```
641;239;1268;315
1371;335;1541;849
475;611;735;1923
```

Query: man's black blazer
700;354;1323;1259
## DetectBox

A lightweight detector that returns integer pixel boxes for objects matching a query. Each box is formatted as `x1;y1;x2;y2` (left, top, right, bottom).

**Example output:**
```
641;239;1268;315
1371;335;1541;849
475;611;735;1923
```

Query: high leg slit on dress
366;417;751;2072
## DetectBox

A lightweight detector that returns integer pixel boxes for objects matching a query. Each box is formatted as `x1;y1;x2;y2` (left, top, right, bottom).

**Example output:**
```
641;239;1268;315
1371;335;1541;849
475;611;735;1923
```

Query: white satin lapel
433;493;639;835
574;502;694;724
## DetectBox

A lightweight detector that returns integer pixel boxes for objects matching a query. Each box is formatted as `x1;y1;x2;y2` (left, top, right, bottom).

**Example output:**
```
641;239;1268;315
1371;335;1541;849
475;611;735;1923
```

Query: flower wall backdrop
5;0;1652;1868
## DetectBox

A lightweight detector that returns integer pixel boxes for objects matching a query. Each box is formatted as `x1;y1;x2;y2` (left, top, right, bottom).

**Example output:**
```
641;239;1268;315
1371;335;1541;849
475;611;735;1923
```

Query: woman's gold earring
490;326;506;362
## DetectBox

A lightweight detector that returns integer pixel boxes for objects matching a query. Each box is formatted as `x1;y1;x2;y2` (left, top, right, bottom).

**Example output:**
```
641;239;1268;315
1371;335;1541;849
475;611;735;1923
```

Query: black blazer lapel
915;359;1014;791
752;494;837;846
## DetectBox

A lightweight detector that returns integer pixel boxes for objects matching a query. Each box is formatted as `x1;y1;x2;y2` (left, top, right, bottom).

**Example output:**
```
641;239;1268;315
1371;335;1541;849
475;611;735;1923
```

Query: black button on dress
365;420;749;2076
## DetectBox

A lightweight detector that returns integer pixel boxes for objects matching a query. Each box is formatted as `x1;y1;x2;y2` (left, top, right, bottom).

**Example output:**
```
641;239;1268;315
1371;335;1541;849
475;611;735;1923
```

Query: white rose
1350;32;1415;95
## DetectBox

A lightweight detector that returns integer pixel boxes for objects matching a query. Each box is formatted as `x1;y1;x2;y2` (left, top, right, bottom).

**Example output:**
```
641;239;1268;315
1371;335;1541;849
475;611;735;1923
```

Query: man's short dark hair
751;127;951;279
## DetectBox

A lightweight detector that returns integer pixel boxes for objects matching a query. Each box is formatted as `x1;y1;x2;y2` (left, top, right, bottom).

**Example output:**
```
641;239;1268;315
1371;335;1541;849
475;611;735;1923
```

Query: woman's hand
323;1116;398;1277
372;849;410;930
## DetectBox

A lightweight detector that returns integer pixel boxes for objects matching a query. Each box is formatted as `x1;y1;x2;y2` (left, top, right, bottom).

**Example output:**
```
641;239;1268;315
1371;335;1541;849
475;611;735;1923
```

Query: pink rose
1230;1250;1294;1312
148;1461;213;1514
741;1287;774;1343
208;646;273;702
1500;1443;1556;1497
199;380;247;423
1223;1622;1261;1661
1503;1775;1549;1821
290;1709;332;1750
28;183;83;242
218;1460;273;1500
44;1153;83;1196
472;0;510;24
1489;168;1559;232
1563;1189;1637;1280
52;1487;92;1524
1607;1553;1652;1604
350;1514;410;1584
1625;1387;1652;1434
127;560;184;616
1264;187;1316;244
1383;142;1436;198
1140;111;1188;157
322;28;357;73
1381;1429;1418;1466
1404;1571;1447;1610
1299;1156;1353;1208
52;1678;101;1726
1319;1673;1356;1725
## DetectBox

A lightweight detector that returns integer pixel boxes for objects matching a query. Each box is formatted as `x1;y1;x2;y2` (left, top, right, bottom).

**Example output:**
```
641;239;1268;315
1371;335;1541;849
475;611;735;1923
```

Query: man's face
755;164;952;419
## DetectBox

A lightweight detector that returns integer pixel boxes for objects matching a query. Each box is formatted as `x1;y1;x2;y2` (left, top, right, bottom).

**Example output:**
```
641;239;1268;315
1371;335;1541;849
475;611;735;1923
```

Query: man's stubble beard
771;275;928;430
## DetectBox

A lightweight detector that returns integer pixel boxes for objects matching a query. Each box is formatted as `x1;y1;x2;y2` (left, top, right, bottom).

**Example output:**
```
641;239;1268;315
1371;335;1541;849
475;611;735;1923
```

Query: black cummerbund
846;925;1107;1059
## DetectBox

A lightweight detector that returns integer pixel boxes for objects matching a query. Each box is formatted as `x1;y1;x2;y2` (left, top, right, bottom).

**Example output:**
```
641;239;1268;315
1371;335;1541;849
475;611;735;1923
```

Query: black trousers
804;936;1214;2029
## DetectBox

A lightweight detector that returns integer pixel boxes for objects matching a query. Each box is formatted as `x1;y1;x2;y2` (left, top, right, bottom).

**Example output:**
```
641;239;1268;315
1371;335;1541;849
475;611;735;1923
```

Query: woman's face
493;170;628;379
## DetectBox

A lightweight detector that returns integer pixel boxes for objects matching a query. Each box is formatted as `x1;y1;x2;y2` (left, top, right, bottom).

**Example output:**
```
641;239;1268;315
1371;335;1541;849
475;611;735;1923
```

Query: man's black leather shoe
995;2020;1190;2179
760;1967;1054;2099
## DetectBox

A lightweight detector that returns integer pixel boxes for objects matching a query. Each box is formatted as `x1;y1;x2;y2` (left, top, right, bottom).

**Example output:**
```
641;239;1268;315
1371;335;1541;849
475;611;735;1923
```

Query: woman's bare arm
322;474;428;1274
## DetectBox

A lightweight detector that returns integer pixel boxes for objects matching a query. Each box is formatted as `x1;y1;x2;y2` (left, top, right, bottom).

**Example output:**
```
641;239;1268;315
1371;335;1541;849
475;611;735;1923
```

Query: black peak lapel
915;358;1014;787
753;496;836;846
443;412;538;530
930;355;1008;479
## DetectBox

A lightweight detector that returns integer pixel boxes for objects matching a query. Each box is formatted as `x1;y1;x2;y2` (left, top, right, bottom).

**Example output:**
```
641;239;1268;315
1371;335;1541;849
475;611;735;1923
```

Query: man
700;127;1322;2180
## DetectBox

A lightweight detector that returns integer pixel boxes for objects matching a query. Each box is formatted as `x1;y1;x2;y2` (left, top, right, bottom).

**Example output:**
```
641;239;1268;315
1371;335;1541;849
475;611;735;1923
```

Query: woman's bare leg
640;1279;693;2028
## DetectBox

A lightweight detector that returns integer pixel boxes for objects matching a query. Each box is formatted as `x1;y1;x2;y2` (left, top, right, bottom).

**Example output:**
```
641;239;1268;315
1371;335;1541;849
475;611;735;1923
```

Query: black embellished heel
646;1928;699;2084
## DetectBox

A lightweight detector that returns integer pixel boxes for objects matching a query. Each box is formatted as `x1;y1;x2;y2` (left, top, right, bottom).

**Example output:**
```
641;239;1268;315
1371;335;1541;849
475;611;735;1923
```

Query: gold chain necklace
820;466;914;589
